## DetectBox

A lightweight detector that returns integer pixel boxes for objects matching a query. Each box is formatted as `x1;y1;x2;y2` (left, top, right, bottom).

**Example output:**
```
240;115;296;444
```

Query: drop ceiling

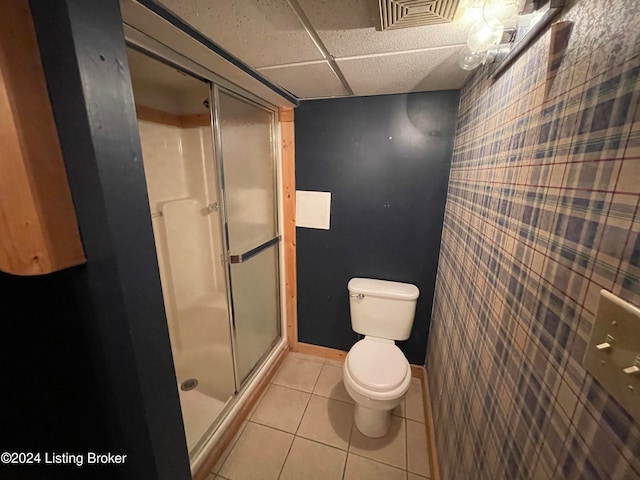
152;0;475;99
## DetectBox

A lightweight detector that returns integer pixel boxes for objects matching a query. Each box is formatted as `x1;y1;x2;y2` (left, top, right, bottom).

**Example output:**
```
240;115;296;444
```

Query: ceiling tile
155;0;324;67
257;62;349;99
297;0;469;57
336;46;473;96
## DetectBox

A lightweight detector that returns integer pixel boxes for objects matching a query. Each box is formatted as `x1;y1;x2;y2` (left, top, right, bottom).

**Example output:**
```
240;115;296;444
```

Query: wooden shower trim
135;104;210;128
280;107;298;351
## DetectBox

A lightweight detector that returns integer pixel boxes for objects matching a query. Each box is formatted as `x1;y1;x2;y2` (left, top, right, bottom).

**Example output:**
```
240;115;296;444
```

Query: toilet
343;277;420;438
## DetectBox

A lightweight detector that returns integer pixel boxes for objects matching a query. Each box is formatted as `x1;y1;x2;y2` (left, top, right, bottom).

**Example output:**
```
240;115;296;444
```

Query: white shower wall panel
181;126;225;291
162;199;216;308
138;121;189;210
140;120;227;355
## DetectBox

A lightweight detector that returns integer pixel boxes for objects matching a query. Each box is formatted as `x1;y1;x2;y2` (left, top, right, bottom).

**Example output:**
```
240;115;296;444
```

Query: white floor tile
218;422;292;480
313;364;354;404
297;395;354;450
251;384;310;433
272;355;323;392
407;419;430;477
279;437;346;480
405;378;426;423
349;415;407;469
344;453;406;480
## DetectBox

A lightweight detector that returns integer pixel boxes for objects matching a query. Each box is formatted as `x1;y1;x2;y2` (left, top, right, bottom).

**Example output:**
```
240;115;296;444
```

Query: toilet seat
345;338;411;399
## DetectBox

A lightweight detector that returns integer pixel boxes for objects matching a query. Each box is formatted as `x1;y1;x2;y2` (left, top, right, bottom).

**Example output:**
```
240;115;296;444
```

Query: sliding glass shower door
129;44;282;457
214;86;281;387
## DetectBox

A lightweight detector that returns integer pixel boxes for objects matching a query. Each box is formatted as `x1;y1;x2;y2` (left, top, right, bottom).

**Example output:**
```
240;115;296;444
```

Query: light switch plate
584;290;640;421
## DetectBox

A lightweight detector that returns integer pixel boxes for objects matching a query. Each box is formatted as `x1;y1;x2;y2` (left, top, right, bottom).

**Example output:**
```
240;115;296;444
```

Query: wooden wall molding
0;0;85;275
296;342;347;362
420;367;441;480
296;343;426;379
280;107;298;350
135;103;210;128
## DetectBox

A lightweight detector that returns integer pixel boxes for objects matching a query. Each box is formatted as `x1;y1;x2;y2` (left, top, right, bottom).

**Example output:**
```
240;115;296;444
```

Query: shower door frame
211;83;283;392
125;35;286;462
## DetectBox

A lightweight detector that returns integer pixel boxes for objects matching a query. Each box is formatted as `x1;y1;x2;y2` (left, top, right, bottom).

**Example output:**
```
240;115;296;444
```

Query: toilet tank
348;278;419;341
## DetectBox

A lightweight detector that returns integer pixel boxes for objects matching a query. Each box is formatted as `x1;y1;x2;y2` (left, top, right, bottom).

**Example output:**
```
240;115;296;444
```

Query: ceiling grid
154;0;473;99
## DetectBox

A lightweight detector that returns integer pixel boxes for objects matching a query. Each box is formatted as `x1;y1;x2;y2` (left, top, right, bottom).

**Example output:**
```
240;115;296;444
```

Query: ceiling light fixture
458;0;567;74
467;16;505;51
458;48;487;70
458;0;518;70
482;0;519;22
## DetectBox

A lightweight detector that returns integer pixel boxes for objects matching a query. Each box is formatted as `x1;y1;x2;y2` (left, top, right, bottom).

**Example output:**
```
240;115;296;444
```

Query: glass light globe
467;17;504;52
482;0;518;22
458;48;487;70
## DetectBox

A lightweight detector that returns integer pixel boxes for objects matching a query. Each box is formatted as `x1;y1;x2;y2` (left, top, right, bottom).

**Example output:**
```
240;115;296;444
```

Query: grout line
309;361;325;394
275;353;321;479
291;369;317;438
269;383;318;395
269;382;317;395
293;393;312;437
276;434;295;480
248;417;302;437
296;432;350;452
312;392;355;405
341;406;357;480
405;414;409;475
346;452;410;476
345;451;408;472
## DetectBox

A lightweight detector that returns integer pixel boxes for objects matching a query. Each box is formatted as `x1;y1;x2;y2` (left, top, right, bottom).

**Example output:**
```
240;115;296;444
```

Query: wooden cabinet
0;0;85;275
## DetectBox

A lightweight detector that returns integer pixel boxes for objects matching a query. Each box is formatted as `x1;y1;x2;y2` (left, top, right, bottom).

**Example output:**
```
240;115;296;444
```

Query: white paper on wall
296;191;331;230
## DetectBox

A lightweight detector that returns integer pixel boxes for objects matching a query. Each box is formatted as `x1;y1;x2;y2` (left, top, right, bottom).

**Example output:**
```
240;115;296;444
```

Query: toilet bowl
343;336;411;437
343;278;419;438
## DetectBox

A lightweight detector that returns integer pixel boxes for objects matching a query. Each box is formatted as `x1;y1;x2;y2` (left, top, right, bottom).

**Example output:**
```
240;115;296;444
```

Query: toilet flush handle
350;293;364;299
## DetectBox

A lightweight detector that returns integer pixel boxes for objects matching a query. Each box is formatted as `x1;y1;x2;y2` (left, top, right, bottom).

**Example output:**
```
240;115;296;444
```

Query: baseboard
294;342;347;362
410;364;424;379
296;342;424;378
193;346;288;480
419;366;441;480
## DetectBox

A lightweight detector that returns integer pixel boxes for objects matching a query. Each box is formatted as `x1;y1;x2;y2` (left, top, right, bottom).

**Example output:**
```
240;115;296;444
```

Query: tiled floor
207;352;432;480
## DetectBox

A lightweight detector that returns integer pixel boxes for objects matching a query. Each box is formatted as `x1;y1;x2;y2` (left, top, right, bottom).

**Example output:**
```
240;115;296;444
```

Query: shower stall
127;47;282;459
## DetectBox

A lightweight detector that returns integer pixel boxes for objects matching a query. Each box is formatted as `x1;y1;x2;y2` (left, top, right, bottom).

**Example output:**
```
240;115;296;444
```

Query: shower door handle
229;236;280;264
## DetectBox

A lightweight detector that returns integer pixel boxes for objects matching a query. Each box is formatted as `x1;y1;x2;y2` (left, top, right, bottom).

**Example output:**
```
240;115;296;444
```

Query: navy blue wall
295;92;460;365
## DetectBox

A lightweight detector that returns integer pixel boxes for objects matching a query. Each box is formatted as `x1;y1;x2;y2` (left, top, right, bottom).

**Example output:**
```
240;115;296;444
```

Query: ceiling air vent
378;0;461;30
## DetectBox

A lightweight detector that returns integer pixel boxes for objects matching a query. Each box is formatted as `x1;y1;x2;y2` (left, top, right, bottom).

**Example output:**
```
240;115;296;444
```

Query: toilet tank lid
348;278;419;300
